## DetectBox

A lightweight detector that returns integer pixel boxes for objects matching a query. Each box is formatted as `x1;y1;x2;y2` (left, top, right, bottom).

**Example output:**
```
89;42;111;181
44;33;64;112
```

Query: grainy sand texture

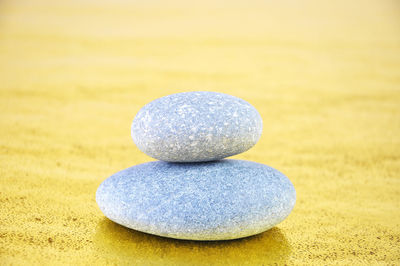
1;0;399;264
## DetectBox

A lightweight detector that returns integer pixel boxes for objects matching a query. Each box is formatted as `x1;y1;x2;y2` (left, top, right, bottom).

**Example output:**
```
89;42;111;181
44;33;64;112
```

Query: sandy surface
1;0;399;264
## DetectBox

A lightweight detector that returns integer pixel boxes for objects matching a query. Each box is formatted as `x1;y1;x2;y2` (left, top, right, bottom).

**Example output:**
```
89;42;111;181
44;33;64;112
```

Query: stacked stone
96;91;296;240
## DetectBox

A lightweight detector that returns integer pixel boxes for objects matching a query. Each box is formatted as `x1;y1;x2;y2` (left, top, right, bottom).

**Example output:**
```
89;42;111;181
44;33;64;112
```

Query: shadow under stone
93;218;292;265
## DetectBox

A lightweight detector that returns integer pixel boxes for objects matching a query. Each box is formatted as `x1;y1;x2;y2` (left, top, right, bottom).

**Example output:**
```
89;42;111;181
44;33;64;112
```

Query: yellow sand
1;0;399;264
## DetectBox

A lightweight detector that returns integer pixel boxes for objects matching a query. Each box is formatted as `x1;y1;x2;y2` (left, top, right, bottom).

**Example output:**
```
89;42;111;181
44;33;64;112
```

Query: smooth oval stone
131;91;263;162
96;160;296;240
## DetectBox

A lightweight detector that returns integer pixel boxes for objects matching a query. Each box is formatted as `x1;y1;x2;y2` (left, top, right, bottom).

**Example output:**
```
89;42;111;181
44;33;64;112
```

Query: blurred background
0;0;399;264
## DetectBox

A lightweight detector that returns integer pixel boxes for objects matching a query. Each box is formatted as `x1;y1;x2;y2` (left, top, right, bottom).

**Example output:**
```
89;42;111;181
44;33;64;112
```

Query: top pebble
131;91;263;162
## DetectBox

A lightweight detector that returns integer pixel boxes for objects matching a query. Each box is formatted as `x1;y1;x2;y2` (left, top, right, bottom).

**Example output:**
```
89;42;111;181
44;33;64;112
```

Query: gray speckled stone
96;160;296;240
131;91;263;162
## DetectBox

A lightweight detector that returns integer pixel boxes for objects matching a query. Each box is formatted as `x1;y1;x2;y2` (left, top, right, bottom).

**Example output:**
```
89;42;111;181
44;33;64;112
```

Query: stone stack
96;91;296;240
